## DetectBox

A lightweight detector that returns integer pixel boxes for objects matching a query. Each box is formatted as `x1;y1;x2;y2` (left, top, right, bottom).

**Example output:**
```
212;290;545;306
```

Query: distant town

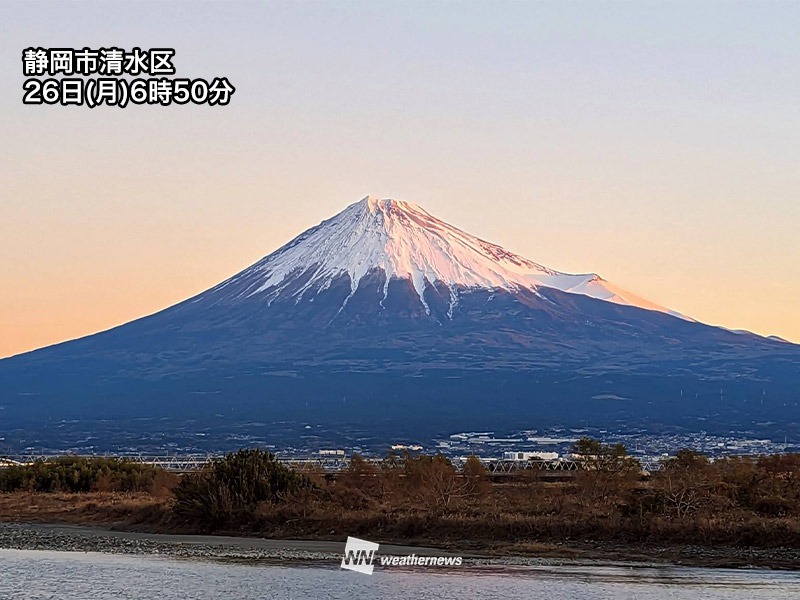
2;418;798;465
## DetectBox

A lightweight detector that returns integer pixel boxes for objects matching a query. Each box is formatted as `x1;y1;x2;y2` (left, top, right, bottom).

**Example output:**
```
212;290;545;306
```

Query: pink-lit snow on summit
219;196;686;319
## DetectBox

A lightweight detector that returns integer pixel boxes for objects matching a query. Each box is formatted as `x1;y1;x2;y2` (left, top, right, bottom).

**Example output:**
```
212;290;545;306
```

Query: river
1;549;798;599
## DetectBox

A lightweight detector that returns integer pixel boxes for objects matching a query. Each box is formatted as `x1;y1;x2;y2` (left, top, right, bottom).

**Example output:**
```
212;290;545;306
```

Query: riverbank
1;522;799;571
4;449;800;571
0;522;457;563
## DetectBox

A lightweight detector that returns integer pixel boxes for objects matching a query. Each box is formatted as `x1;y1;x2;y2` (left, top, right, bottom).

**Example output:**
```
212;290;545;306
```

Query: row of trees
5;442;800;546
167;441;800;533
0;457;160;493
635;450;800;519
168;450;488;529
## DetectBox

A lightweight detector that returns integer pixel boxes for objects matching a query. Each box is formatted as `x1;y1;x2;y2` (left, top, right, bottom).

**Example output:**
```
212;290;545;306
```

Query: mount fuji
2;196;799;446
214;196;685;320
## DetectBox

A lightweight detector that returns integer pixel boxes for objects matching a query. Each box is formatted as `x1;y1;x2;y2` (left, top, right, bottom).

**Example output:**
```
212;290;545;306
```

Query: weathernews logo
340;536;464;575
341;536;379;575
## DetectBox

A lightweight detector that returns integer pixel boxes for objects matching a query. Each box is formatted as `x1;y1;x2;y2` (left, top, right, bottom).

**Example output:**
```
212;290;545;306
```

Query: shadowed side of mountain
1;272;798;436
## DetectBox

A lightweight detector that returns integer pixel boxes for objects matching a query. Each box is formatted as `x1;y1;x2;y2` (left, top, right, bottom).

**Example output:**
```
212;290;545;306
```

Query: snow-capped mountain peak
215;196;686;319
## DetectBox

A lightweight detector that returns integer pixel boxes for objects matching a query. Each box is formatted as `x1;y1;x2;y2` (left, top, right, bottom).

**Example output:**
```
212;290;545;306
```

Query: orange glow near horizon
2;186;798;359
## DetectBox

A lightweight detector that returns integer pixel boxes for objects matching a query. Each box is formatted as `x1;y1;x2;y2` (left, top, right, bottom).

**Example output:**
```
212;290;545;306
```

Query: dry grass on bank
4;443;800;554
0;492;171;527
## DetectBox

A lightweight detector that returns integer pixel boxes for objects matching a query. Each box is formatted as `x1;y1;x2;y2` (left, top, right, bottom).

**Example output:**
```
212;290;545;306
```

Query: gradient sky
2;1;798;358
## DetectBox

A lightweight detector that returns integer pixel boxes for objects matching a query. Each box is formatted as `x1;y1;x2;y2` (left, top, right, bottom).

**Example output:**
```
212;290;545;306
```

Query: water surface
1;549;798;599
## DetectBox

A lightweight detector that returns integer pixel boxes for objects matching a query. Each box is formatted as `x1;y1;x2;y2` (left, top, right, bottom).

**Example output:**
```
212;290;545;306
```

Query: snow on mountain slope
536;273;689;320
215;196;687;319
